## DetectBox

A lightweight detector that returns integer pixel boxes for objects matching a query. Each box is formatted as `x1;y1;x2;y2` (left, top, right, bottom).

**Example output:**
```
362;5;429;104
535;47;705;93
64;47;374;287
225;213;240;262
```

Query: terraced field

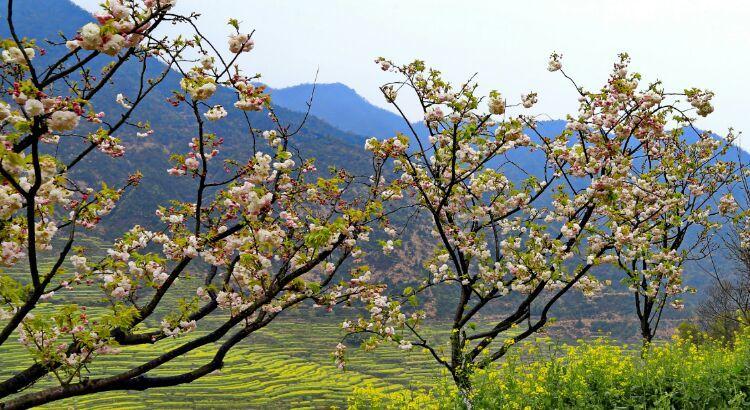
1;316;451;409
0;237;494;408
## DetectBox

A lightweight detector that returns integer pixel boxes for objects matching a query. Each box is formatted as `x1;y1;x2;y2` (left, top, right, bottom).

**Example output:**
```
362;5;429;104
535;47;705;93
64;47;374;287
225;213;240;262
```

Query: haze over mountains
5;0;746;339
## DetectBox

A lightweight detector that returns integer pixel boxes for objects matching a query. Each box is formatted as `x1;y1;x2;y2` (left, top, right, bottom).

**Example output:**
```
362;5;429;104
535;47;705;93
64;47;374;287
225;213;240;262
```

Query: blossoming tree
0;1;387;408
609;123;736;344
348;53;735;395
696;158;750;341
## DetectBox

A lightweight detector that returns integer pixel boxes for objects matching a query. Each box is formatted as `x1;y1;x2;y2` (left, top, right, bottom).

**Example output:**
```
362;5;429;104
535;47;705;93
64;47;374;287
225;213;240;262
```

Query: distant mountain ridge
269;83;417;140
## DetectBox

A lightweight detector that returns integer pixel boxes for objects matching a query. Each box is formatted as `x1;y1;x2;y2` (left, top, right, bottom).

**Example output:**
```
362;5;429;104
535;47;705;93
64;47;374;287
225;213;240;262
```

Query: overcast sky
72;0;750;146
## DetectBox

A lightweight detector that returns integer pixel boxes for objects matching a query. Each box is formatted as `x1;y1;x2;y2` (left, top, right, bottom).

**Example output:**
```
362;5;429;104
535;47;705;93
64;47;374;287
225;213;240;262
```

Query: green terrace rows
1;317;451;408
1;240;522;408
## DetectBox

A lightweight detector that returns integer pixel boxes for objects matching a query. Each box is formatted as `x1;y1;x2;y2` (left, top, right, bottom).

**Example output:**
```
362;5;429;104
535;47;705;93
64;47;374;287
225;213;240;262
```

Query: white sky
72;0;750;146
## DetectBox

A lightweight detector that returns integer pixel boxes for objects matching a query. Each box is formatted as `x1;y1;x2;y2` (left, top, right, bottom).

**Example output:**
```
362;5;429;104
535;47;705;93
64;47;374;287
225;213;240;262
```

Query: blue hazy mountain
269;83;420;140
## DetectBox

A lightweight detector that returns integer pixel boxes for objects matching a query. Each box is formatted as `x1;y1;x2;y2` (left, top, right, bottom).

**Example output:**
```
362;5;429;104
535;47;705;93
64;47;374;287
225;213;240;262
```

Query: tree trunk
639;322;654;357
452;369;473;410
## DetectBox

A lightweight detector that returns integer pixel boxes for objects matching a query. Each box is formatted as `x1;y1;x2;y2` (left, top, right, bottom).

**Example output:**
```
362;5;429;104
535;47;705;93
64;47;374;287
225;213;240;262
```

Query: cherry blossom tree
345;53;736;397
0;1;387;408
610;124;736;344
696;158;750;342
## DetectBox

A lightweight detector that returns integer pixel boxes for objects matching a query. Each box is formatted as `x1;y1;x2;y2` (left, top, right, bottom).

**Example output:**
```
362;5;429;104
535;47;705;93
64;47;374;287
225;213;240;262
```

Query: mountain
269;83;417;140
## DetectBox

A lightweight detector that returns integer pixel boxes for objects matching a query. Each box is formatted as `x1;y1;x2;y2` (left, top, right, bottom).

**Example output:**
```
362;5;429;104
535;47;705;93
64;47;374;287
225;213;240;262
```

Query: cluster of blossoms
89;128;125;157
73;178;135;229
547;52;562;71
0;145;117;268
2;87;85;136
2;46;35;65
228;33;254;54
685;88;716;117
488;91;506;115
167;133;222;176
180;76;217;101
160;318;196;338
16;305;121;384
233;83;269;112
338;270;421;368
94;226;173;300
521;92;538;108
173;33;269;113
70;0;175;55
204;105;228;121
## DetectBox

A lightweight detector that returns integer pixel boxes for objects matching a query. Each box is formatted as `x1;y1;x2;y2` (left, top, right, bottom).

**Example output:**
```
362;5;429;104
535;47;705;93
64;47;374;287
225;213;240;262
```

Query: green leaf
408;295;419;307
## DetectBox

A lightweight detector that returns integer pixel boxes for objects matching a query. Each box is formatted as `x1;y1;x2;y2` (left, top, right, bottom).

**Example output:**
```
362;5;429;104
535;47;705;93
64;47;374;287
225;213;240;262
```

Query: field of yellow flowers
350;327;750;409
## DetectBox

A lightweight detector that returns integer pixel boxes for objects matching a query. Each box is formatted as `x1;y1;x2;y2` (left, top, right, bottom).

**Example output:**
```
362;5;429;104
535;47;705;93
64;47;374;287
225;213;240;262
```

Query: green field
0;238;449;409
0;315;453;409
